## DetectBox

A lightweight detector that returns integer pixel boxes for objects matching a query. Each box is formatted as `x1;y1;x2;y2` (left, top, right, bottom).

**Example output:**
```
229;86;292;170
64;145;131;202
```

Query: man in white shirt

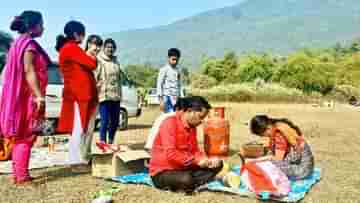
145;97;189;150
156;48;183;113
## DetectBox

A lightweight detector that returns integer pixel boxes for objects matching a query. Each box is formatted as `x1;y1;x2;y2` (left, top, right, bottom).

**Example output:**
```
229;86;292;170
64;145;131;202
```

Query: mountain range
105;0;360;68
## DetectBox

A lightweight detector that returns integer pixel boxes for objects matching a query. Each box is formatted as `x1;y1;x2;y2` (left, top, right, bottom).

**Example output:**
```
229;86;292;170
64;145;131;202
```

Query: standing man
157;48;183;113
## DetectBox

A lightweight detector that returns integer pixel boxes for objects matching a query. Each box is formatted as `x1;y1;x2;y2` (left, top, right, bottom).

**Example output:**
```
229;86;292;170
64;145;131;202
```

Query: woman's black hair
85;35;103;51
168;48;181;58
103;38;117;50
250;115;302;136
55;20;85;51
10;11;43;34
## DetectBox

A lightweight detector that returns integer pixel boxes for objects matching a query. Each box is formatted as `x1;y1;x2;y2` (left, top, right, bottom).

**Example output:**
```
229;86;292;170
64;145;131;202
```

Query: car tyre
119;109;128;130
42;119;58;136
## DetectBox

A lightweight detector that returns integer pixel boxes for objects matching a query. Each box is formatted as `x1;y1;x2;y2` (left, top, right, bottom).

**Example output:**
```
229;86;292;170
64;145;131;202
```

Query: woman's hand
208;157;222;168
244;158;257;163
159;97;165;112
197;157;209;168
35;97;46;115
248;155;274;163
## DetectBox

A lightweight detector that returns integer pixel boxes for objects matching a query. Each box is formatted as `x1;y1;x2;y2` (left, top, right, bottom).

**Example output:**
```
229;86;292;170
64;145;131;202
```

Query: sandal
109;144;129;152
15;176;34;185
96;142;109;153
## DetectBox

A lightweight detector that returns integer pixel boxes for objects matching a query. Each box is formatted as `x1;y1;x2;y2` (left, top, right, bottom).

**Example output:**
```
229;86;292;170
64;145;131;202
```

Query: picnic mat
0;145;68;174
111;165;321;202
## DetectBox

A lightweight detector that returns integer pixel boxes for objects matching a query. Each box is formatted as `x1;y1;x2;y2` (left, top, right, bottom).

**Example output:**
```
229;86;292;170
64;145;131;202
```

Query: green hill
106;0;360;68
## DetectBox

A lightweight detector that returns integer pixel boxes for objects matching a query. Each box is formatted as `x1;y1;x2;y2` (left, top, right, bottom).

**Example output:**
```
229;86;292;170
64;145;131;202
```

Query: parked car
144;87;186;106
145;88;160;105
0;63;141;135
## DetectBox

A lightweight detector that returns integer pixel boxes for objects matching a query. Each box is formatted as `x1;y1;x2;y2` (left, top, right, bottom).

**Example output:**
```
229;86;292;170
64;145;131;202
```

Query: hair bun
10;16;24;31
55;34;68;52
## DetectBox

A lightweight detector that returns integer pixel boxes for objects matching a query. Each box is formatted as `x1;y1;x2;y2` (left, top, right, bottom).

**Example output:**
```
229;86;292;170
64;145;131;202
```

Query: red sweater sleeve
158;119;196;167
65;44;97;70
189;129;206;165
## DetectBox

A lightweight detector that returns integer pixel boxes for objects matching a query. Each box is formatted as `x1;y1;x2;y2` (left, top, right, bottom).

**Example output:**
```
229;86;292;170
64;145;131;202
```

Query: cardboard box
91;150;150;179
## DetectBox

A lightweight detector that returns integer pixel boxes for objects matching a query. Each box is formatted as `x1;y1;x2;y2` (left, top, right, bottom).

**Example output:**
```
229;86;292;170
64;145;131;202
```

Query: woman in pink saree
0;11;51;184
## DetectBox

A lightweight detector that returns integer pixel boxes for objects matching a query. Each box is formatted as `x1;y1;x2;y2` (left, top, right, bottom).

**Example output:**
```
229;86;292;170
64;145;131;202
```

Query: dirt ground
1;103;360;203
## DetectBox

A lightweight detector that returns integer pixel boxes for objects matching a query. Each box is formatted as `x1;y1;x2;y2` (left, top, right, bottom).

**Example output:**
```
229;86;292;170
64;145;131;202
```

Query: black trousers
151;162;223;192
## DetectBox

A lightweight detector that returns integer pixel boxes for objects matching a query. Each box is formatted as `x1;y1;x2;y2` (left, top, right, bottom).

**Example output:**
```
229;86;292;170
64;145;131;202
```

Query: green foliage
201;57;223;82
235;53;276;83
198;39;360;97
188;83;308;103
329;84;360;101
272;52;337;94
106;0;360;66
0;31;12;72
201;51;238;83
123;63;159;88
190;73;218;89
337;53;360;86
180;67;191;86
123;63;190;90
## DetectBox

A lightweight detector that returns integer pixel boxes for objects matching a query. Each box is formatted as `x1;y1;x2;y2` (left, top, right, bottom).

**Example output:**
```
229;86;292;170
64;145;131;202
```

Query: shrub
190;73;218;89
273;52;337;94
188;82;307;103
235;53;277;83
328;85;360;101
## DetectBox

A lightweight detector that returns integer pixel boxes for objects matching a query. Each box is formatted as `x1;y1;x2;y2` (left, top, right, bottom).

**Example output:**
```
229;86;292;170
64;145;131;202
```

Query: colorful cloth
0;35;50;141
240;161;291;197
0;145;69;174
111;165;321;202
0;137;14;161
274;122;303;147
272;143;314;180
268;122;314;180
0;34;50;182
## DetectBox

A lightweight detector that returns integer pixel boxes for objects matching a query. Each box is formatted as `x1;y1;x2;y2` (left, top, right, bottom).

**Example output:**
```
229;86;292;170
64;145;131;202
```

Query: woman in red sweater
55;21;98;166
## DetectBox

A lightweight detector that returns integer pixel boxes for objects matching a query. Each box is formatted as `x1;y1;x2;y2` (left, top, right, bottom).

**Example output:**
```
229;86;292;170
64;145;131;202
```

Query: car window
48;64;63;85
148;89;157;95
120;70;131;86
0;64;64;85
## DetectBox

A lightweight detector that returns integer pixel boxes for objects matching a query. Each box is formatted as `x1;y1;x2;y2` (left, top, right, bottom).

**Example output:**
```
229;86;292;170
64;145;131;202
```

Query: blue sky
1;0;243;58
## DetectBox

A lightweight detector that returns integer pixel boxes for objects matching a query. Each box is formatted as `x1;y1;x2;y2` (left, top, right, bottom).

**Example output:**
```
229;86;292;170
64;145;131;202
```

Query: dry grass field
1;102;360;203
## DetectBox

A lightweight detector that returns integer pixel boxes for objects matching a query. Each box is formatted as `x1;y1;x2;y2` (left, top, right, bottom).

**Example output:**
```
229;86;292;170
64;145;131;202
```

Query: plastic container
48;137;55;152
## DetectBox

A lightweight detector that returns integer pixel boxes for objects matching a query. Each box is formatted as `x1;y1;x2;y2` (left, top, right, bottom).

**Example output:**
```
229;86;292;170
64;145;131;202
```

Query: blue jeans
163;96;177;113
99;101;120;144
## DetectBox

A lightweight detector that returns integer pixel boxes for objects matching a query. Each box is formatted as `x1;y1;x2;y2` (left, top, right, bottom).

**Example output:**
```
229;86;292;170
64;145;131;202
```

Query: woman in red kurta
55;21;98;165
